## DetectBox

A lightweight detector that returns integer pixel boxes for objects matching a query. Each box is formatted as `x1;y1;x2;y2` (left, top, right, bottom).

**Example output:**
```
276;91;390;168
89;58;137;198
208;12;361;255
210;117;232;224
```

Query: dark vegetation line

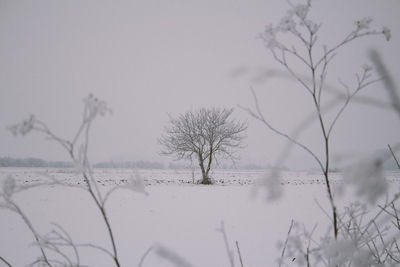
0;157;276;170
0;157;74;168
0;157;163;169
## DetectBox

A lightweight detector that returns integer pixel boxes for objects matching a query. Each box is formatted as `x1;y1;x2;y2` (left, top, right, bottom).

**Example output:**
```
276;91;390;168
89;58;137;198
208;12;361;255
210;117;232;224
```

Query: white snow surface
0;168;399;267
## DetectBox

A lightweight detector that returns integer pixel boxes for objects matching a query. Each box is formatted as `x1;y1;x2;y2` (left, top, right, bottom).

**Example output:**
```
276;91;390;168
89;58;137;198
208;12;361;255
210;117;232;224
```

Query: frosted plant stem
218;221;235;267
8;201;52;267
306;28;338;238
235;241;244;267
69;116;121;267
82;173;121;267
369;49;400;119
73;129;121;266
137;246;153;267
279;220;294;267
388;144;400;169
0;256;12;267
7;94;116;266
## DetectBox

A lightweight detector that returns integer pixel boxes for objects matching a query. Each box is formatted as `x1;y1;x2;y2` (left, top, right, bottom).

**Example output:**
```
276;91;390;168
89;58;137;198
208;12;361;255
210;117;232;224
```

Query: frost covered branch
246;0;391;240
217;221;235;267
137;246;153;267
0;256;12;267
0;179;53;266
235;241;244;267
387;144;400;169
278;219;294;267
4;94;135;267
154;245;195;267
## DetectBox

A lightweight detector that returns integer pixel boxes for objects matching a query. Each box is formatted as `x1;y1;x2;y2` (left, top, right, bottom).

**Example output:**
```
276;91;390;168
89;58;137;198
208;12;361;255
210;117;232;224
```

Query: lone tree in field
159;108;247;184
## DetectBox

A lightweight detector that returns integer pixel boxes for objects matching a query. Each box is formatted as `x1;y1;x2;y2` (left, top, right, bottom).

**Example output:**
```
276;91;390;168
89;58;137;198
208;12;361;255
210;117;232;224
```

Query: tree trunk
205;146;213;183
198;153;212;184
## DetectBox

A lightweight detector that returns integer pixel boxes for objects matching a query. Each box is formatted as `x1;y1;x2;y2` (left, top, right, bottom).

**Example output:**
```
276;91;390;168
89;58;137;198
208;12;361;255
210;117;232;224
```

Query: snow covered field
1;168;399;267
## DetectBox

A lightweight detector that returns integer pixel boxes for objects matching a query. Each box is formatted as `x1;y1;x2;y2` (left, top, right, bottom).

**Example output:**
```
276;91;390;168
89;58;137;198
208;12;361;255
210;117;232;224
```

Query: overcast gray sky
1;0;399;169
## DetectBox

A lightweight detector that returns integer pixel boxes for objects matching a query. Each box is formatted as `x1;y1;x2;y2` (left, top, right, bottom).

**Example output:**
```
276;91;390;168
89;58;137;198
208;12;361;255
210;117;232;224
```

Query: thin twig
6;200;52;267
51;223;80;265
218;221;235;267
138;246;153;267
241;87;324;172
0;256;12;267
369;49;400;119
279;219;294;267
236;241;244;267
388;144;400;169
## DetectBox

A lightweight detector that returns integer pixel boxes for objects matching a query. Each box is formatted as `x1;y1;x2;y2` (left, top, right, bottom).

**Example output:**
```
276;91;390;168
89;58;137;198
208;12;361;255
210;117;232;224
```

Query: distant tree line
0;157;73;168
0;157;165;169
0;157;279;170
93;160;164;169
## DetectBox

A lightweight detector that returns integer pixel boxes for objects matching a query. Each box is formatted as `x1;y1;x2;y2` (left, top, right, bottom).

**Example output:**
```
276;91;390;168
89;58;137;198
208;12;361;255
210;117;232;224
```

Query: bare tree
159;108;247;184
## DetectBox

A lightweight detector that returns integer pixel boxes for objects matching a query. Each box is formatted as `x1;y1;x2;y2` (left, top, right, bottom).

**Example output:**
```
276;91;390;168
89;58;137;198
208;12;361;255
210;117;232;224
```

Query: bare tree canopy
159;108;247;184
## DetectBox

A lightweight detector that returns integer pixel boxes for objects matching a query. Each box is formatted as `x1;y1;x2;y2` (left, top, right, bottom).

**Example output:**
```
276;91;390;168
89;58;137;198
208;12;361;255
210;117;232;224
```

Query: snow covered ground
0;168;399;267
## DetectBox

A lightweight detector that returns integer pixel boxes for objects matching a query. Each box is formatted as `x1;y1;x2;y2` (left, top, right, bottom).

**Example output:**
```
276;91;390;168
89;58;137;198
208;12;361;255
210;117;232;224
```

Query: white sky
0;0;399;169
